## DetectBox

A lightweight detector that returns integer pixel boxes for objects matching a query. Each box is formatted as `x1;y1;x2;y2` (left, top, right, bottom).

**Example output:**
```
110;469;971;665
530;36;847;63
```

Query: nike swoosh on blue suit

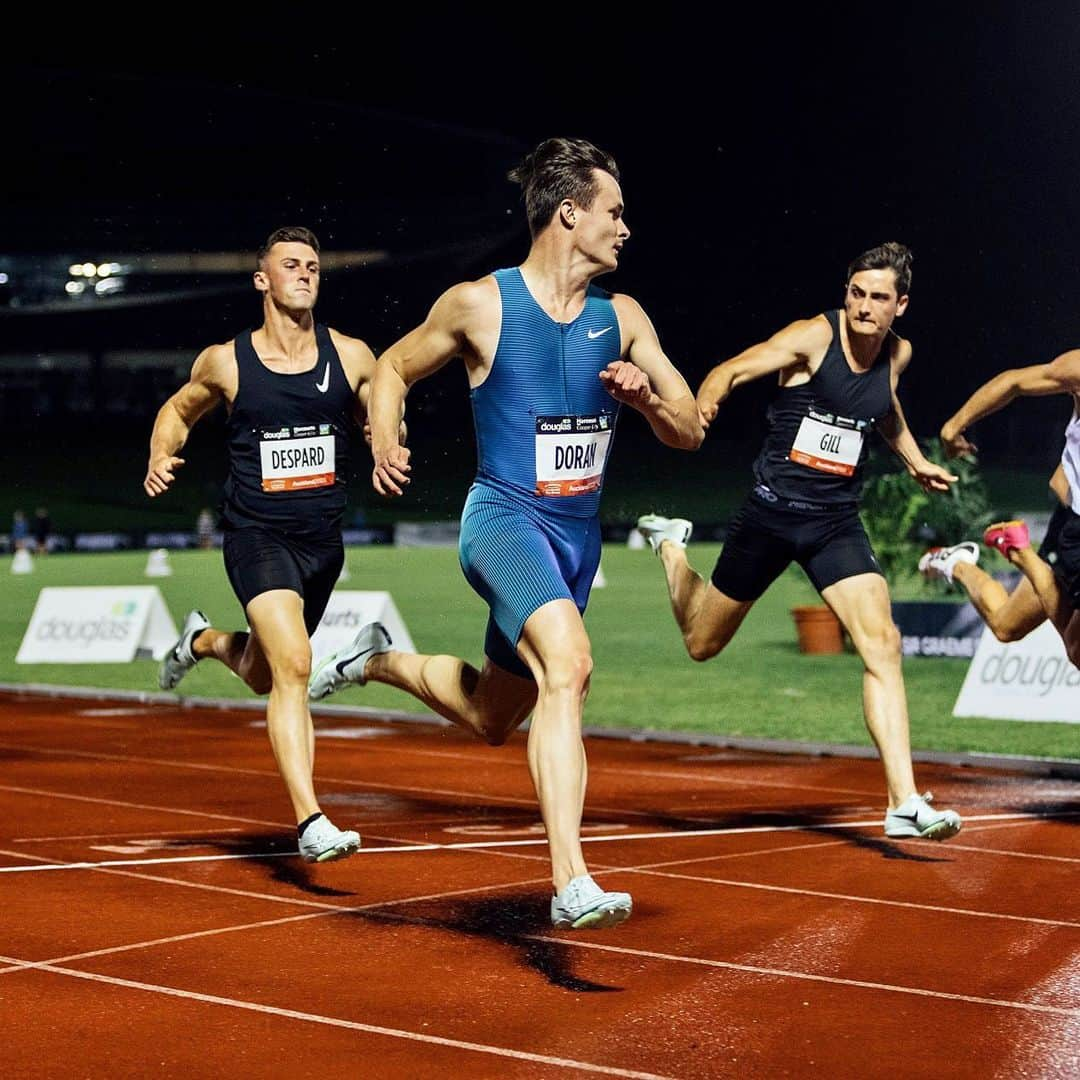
458;268;621;677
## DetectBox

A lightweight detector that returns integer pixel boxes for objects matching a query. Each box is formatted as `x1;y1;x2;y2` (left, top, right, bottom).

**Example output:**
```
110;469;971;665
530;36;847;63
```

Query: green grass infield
2;545;1076;760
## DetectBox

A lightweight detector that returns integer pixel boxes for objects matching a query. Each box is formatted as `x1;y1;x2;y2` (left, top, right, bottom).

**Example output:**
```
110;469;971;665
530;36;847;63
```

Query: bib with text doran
789;409;867;477
535;415;613;497
259;424;336;492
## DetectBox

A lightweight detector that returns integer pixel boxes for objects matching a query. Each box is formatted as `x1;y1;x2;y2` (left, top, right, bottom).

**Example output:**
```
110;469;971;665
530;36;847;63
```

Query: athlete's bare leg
243;590;320;823
363;651;536;745
657;541;754;659
820;573;916;809
193;628;273;694
1009;547;1071;627
515;599;594;894
1008;547;1080;664
951;563;1046;643
368;598;594;893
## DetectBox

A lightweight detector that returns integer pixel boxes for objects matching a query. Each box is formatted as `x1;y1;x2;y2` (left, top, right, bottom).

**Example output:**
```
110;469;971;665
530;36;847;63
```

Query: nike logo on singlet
315;362;330;393
587;326;614;340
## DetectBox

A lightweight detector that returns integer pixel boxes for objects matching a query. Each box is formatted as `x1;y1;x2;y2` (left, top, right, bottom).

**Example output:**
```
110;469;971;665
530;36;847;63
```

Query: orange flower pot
791;605;844;654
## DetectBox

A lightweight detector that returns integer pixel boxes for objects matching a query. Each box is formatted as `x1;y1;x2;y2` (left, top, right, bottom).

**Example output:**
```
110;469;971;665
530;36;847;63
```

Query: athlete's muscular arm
940;350;1080;458
696;316;832;429
607;295;703;449
330;330;407;449
144;345;232;497
879;341;957;494
370;280;489;496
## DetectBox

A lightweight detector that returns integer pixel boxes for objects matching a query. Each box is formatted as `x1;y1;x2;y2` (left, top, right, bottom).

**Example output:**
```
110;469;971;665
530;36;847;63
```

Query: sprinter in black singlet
638;243;964;841
144;226;384;863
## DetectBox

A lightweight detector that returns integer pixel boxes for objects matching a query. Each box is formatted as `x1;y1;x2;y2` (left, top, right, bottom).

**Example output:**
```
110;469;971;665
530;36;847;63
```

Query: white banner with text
309;591;416;668
953;622;1080;723
17;587;178;664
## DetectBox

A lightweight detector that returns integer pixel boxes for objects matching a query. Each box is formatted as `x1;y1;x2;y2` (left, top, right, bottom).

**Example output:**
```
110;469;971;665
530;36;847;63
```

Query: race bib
535;414;613;497
259;424;336;492
789;410;865;477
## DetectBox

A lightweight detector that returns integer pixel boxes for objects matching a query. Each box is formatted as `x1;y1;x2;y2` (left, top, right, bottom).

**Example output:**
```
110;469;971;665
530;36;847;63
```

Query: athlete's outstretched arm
879;342;957;493
370;281;486;497
696;316;832;429
940;350;1080;458
144;345;229;497
606;295;703;449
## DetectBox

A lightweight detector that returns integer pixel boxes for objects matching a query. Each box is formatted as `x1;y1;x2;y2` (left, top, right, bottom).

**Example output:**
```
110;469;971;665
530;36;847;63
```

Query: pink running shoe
983;520;1030;555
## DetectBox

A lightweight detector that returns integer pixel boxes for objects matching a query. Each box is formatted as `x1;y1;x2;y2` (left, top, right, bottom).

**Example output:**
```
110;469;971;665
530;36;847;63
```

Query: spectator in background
196;507;216;550
11;510;29;552
32;507;51;554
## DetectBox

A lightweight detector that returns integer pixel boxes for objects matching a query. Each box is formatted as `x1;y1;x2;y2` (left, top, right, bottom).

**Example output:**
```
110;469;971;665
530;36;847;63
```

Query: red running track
0;690;1077;1078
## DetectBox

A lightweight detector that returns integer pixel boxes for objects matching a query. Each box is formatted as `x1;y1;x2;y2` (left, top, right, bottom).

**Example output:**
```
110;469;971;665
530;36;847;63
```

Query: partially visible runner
928;352;1080;665
919;464;1071;642
637;243;963;840
311;137;704;928
145;226;382;863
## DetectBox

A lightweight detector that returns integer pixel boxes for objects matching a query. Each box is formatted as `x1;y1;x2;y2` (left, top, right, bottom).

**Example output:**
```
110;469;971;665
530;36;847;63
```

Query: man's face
571;170;630;272
844;268;908;336
255;242;320;311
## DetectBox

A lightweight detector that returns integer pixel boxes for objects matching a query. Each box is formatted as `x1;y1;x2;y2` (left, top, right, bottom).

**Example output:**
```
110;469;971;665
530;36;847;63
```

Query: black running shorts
1050;507;1080;609
222;526;344;635
711;488;882;602
1038;502;1071;565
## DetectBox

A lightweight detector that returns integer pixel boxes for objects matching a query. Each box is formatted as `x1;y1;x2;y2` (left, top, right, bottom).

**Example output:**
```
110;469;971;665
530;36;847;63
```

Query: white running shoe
298;814;361;863
635;514;693;555
884;792;962;841
308;622;393;701
918;542;979;585
551;874;633;930
158;610;211;691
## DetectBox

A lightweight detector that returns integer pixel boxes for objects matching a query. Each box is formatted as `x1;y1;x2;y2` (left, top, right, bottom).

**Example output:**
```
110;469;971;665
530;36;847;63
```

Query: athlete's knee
476;703;530;747
857;621;902;668
685;630;725;662
270;648;312;687
991;620;1027;644
536;649;593;696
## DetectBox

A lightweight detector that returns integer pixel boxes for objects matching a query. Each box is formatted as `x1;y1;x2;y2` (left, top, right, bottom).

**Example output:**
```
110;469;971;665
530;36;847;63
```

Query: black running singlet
752;310;894;506
222;324;355;535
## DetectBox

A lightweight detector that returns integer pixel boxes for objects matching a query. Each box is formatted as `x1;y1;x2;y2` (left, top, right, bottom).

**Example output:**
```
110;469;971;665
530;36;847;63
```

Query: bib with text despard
535;415;613;497
259;424;336;492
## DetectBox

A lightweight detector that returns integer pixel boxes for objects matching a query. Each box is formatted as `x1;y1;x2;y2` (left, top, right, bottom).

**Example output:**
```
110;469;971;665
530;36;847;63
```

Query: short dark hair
508;138;621;238
257;226;320;267
847;242;912;296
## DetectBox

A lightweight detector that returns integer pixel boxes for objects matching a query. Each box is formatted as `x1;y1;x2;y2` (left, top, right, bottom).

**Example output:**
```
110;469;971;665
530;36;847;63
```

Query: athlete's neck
840;312;889;370
519;246;601;324
258;302;317;362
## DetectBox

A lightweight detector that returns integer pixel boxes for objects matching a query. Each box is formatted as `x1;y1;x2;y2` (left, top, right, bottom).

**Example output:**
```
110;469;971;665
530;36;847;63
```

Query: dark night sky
7;10;1080;471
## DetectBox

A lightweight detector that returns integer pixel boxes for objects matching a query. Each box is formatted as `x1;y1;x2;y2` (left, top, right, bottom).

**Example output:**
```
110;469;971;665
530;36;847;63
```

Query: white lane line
3;811;1075;874
931;842;1080;864
13;828;248;844
519;940;1080;1018
0;958;672;1080
0;870;556;974
0;743;684;823
0;784;286;828
626;866;1080;929
313;739;883;798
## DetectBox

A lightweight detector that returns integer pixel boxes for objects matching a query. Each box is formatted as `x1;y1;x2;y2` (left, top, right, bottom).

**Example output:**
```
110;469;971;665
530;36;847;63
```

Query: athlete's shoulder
774;313;834;349
430;275;500;327
192;341;236;380
326;327;376;363
889;332;913;373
